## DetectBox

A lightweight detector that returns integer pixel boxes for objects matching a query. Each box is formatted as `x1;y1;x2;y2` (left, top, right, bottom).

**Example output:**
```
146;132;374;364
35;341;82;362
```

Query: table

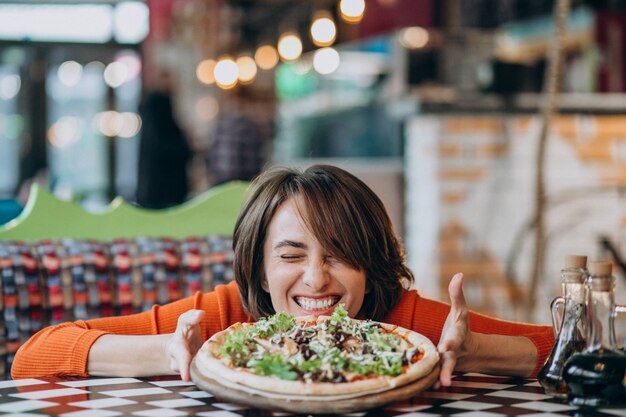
0;373;624;417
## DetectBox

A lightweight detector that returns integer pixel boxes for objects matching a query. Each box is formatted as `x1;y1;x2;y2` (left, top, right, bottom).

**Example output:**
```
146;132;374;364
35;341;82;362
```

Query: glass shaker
538;255;588;397
563;261;626;407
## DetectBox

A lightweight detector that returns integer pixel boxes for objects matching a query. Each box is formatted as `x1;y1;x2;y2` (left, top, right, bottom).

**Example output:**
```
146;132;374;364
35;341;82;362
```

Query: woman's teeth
295;296;339;311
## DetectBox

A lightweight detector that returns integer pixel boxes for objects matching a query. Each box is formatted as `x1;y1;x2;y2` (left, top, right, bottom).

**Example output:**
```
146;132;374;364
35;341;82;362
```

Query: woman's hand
437;273;474;387
166;309;205;381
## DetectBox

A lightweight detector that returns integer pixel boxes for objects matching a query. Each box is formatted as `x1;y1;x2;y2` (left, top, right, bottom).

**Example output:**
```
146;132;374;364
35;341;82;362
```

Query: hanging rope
526;0;572;321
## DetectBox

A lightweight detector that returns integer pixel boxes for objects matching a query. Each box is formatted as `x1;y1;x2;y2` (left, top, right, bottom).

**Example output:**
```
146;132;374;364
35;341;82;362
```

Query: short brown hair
233;165;414;320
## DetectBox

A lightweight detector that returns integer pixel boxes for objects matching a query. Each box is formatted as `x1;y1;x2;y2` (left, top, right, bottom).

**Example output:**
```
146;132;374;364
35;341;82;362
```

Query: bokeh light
313;47;340;75
104;61;129;88
94;111;122;137
278;33;303;62
195;96;220;121
310;13;336;47
214;57;239;89
339;0;366;23
117;112;142;138
48;116;83;148
57;61;83;87
85;61;105;73
399;26;429;49
115;52;141;81
196;59;216;85
255;45;279;70
236;55;257;84
0;74;21;100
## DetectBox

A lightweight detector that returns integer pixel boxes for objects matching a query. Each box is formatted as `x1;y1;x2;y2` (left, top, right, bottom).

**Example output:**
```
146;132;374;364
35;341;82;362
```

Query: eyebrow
273;240;307;250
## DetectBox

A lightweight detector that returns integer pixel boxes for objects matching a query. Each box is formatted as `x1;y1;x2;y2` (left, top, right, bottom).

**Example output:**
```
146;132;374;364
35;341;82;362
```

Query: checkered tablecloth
0;373;624;417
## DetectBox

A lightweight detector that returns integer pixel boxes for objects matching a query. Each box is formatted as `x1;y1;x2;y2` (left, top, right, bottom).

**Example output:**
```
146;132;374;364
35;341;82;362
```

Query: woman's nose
302;261;330;291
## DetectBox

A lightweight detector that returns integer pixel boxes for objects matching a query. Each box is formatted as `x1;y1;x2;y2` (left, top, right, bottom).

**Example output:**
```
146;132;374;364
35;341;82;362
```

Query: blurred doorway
0;1;147;207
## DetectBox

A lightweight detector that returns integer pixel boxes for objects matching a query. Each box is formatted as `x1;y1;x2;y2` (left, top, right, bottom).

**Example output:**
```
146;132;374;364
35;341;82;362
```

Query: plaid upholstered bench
0;182;248;379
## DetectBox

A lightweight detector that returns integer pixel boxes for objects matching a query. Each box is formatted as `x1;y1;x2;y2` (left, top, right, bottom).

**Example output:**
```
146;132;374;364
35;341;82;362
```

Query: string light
214;56;239;89
310;12;336;47
196;59;216;85
192;3;356;85
339;0;365;24
277;32;303;62
236;55;257;84
255;45;279;70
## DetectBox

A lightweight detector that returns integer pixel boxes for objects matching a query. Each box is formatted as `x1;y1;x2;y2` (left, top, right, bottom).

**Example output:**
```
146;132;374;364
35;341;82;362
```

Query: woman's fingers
176;309;205;335
439;350;457;387
448;273;467;313
169;309;205;380
178;350;192;381
435;273;468;387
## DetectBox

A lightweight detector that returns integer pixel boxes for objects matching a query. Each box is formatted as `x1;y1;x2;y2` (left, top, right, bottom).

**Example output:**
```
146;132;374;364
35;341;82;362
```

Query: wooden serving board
190;358;440;414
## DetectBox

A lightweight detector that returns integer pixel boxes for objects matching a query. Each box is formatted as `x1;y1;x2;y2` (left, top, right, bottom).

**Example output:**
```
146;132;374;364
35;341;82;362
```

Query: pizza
193;305;439;397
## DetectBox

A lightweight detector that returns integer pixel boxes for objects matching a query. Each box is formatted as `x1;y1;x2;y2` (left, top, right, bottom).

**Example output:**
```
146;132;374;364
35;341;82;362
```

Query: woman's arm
12;294;200;378
12;282;248;379
88;310;205;380
87;334;174;377
457;332;538;375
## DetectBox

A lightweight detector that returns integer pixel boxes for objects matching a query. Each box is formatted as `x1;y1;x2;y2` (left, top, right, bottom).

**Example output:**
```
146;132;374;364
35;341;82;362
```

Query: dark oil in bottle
563;348;626;407
538;338;586;397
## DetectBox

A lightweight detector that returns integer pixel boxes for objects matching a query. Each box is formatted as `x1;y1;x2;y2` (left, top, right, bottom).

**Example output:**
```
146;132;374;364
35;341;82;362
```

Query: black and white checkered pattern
0;373;624;417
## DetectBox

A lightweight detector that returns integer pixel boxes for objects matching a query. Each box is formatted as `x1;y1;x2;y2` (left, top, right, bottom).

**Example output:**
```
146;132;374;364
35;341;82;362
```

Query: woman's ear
261;275;270;293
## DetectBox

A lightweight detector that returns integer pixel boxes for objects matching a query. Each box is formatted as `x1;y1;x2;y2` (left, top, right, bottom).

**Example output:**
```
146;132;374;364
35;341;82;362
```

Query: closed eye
280;254;303;260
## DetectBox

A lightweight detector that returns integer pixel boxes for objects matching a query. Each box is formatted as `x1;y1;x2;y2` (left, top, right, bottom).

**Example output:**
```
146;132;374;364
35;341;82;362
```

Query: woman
12;165;554;386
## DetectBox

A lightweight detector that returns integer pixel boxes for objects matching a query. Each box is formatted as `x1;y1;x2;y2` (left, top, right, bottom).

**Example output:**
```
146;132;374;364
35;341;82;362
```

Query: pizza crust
194;317;439;397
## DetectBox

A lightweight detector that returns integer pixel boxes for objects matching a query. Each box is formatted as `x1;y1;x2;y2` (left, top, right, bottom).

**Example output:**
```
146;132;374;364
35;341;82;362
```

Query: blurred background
0;0;625;322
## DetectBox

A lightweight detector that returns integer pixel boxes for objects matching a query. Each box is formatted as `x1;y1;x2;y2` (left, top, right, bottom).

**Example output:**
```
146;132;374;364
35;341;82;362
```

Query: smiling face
261;198;366;318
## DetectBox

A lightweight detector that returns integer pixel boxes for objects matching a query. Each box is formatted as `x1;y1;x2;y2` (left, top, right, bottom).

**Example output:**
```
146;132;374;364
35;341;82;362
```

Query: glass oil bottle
563;261;626;407
538;255;588;397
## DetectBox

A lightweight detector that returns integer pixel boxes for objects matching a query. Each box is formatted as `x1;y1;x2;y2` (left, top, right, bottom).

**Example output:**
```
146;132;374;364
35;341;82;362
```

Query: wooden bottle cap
564;255;587;269
588;261;612;276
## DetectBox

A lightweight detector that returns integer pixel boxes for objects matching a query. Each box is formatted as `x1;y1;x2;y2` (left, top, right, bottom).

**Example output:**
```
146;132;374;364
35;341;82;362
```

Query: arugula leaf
330;303;349;326
220;327;252;367
348;353;404;376
366;330;401;352
269;312;296;332
246;352;298;380
296;357;323;374
250;312;296;338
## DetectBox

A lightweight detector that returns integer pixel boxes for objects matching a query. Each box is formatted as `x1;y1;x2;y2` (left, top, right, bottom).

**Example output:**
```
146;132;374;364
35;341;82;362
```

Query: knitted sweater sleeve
11;282;249;379
385;290;554;377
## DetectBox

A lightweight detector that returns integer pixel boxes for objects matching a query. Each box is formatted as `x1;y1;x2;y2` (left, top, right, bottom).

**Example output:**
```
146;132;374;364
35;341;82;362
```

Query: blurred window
0;3;148;44
47;61;108;201
0;66;22;197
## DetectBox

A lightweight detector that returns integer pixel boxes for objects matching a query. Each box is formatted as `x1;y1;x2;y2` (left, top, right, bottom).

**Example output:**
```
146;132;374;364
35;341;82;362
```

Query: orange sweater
11;281;554;379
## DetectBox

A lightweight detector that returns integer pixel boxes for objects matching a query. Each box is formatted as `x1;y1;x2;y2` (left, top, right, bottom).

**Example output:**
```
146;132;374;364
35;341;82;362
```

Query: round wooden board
190;358;440;414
